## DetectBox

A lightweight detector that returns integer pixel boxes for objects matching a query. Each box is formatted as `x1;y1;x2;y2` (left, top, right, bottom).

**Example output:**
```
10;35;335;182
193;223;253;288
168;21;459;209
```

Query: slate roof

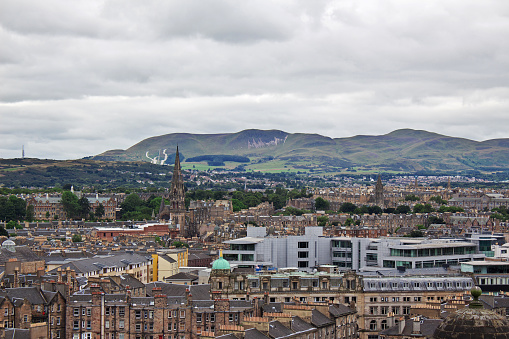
245;328;270;339
5;329;30;339
291;316;316;332
380;319;442;337
165;272;198;281
311;309;334;327
0;287;46;305
329;304;356;317
47;253;152;275
145;282;211;300
0;246;42;266
263;303;283;313
268;320;294;339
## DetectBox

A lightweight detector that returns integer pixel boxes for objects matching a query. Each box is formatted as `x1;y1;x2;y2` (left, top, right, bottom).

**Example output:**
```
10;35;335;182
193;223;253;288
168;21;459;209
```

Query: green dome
212;255;231;270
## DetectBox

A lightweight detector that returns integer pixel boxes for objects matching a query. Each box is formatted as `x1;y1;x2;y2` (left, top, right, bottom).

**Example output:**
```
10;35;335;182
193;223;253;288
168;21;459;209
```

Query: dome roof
212;254;230;270
434;287;509;338
433;308;509;338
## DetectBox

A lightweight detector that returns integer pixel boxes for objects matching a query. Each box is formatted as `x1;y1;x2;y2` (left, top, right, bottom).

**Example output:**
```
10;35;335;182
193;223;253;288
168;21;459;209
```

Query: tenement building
209;267;474;339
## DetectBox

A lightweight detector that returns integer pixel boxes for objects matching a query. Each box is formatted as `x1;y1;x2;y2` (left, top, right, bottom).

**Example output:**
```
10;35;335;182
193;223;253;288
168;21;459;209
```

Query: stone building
209;266;474;339
0;286;67;339
26;194;116;220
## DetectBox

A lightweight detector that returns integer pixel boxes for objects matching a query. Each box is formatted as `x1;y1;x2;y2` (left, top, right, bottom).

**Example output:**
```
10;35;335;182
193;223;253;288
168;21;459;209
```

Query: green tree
6;220;19;229
428;216;445;224
317;215;329;226
95;203;105;219
395;205;412;214
315;197;330;211
72;234;82;242
78;196;91;219
61;191;80;219
232;199;247;212
339;202;357;213
405;194;420;201
0;226;9;237
172;241;189;248
429;196;448;205
25;205;34;222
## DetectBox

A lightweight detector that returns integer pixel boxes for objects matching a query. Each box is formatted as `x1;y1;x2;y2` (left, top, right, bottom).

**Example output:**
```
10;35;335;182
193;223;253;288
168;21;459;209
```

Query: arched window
381;320;388;330
370;320;377;331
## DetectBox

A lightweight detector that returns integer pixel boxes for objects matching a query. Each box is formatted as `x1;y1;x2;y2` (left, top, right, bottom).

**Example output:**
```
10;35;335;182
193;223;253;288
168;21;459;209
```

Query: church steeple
159;147;187;235
375;174;384;208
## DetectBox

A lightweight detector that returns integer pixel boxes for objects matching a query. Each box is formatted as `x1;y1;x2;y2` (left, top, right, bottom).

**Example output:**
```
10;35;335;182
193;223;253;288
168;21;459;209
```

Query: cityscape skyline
1;1;509;160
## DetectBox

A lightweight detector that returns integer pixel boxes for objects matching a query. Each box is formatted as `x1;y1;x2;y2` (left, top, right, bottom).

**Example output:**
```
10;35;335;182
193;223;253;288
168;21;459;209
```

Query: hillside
89;129;509;173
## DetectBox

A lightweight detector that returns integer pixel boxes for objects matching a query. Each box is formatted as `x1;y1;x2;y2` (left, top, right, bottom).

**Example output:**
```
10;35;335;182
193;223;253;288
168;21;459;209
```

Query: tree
172;241;189;248
6;220;19;229
317;215;329;226
0;226;8;237
428;216;445;224
61;191;80;219
95;203;105;219
25;205;34;222
405;195;420;201
315;197;330;211
78;196;91;219
429;196;448;205
72;234;82;242
339;202;357;213
395;205;411;214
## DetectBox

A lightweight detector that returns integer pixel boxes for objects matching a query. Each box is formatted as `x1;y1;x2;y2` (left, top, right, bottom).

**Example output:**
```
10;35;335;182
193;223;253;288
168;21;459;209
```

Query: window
24;315;28;322
57;317;61;325
298;251;309;258
229;314;234;322
403;297;410;302
369;320;377;331
105;320;109;329
210;313;215;322
149;311;154;319
87;320;91;329
369;297;377;302
119;307;125;317
369;307;377;315
197;313;202;322
119;320;125;329
414;297;421;302
136;310;141;319
58;304;61;312
87;308;92;316
180;310;185;318
136;324;141;331
298;261;309;268
298;242;309;248
73;321;79;329
74;308;79;316
105;307;110;316
381;320;388;330
119;335;124;339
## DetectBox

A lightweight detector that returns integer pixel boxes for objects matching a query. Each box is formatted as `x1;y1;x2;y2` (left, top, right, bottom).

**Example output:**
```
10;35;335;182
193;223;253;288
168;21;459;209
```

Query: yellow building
152;248;188;282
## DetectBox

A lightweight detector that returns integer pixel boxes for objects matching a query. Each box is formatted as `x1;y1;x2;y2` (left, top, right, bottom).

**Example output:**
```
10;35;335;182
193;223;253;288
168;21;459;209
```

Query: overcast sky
1;1;509;159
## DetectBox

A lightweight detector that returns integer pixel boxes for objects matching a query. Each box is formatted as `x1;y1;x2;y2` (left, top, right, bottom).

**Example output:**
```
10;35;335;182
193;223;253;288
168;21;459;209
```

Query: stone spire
375;174;384;208
159;147;187;235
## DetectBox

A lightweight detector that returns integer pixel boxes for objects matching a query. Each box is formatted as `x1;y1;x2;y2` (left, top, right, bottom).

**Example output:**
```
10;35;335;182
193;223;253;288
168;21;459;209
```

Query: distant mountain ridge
89;129;509;173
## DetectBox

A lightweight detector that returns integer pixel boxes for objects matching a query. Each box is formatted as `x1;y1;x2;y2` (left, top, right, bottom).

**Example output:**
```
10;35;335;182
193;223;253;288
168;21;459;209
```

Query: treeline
186;155;250;166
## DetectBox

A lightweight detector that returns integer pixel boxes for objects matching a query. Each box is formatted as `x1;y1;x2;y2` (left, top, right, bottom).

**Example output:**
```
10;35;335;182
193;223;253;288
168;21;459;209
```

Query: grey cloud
1;1;509;159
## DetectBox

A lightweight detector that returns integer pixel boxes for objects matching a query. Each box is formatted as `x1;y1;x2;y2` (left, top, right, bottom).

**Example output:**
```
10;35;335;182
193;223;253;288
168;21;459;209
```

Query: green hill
89;129;509;173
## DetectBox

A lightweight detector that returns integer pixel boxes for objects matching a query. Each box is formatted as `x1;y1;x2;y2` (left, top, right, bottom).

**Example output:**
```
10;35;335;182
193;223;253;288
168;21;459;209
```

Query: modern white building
223;227;486;272
223;227;331;270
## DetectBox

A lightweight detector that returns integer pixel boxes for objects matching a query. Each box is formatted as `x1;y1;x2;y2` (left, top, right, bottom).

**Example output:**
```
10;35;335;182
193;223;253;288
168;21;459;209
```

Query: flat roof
224;237;265;244
462;261;509;266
